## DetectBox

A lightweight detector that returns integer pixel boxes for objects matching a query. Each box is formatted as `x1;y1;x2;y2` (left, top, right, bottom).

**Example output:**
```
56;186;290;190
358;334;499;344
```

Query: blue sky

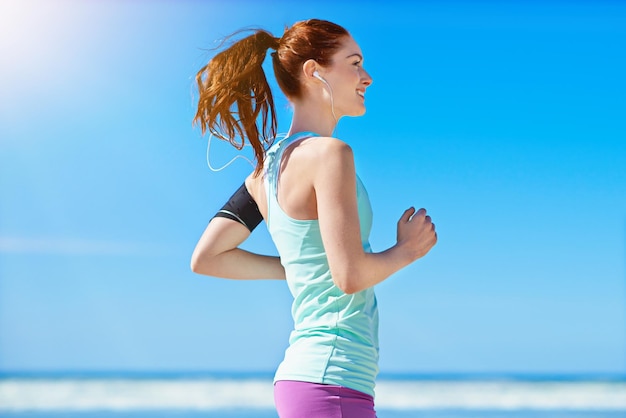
1;0;625;375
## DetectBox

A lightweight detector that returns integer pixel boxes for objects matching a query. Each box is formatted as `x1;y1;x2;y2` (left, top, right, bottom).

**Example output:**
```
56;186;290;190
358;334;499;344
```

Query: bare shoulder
309;136;351;150
304;137;356;181
304;136;354;162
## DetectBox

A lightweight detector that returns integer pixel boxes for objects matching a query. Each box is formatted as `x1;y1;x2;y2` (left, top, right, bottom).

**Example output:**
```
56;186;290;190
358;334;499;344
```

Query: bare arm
190;217;285;280
315;139;437;294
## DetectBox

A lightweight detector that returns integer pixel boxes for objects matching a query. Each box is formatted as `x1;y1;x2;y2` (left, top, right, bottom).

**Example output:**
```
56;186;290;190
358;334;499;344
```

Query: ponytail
194;20;349;175
194;30;279;175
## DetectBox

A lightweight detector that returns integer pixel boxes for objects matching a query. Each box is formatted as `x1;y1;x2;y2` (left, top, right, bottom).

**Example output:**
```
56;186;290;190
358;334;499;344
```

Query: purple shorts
274;380;377;418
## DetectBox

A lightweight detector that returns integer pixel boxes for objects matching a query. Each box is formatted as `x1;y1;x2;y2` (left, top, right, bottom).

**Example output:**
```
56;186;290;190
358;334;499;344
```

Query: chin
339;104;367;118
348;106;367;117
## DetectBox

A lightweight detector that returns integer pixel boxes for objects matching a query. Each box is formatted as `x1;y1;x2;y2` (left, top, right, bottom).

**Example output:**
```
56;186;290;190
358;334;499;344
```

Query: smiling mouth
356;90;365;98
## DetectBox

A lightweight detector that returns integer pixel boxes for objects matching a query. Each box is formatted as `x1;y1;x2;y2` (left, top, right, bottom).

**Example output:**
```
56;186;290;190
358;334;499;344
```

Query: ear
302;59;319;82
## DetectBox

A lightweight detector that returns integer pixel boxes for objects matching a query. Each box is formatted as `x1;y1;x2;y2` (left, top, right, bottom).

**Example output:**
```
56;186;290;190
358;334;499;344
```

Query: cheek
340;69;360;89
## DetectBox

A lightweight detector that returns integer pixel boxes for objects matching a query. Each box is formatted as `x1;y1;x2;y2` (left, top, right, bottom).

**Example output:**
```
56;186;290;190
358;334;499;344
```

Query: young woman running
190;19;437;418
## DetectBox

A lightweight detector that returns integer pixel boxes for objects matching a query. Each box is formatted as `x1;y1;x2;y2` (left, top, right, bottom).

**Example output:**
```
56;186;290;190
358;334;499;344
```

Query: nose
361;68;373;86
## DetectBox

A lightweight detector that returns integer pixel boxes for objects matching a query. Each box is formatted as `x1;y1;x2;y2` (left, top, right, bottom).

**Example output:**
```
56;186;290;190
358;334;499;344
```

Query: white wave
375;380;626;410
1;378;625;411
0;378;274;411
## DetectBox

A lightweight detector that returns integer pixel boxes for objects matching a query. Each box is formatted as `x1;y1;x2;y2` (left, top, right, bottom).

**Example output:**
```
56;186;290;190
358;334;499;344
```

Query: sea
1;372;625;418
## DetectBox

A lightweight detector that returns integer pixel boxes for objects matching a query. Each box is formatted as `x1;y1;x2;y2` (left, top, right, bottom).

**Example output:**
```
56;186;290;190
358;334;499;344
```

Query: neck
287;99;338;138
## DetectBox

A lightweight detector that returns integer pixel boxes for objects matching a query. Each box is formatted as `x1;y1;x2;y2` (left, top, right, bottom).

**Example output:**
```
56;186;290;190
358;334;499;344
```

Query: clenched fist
397;207;437;262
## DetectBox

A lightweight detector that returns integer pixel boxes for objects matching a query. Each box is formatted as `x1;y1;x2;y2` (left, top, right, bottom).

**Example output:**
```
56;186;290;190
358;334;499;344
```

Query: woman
190;19;437;418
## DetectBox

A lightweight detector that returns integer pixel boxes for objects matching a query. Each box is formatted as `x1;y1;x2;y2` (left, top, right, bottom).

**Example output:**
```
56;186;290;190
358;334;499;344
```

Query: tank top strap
264;131;319;227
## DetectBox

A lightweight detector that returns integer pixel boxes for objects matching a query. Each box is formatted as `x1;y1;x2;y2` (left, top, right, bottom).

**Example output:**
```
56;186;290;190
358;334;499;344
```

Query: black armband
213;182;263;232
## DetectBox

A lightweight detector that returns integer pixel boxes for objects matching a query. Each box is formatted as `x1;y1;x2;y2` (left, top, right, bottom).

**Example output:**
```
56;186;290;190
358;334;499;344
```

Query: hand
396;207;437;262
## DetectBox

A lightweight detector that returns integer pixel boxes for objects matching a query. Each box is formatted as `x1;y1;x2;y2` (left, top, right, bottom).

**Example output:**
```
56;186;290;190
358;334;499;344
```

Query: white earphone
313;70;325;82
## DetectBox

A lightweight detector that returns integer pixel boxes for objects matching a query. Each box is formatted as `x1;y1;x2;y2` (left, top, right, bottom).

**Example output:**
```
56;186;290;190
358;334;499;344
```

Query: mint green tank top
265;132;379;397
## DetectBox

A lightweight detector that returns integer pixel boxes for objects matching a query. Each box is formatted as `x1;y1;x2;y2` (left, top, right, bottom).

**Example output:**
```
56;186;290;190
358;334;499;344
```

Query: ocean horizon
1;371;625;418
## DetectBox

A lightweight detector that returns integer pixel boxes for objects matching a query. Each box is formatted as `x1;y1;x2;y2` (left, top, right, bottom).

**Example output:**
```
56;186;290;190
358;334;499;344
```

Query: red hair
193;19;349;174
